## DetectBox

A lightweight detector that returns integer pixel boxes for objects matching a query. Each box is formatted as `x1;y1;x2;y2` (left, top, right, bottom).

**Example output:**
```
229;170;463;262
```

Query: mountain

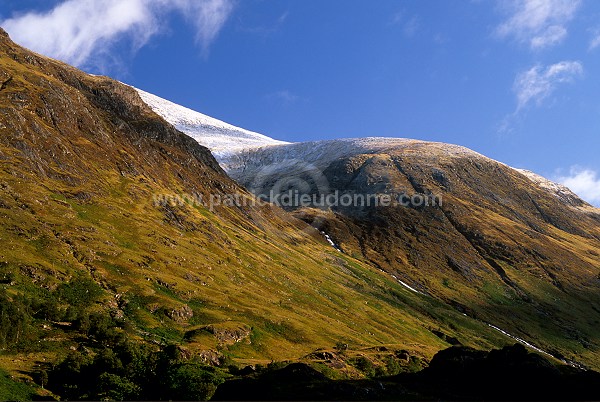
136;88;288;158
140;91;600;371
0;27;542;399
1;24;600;399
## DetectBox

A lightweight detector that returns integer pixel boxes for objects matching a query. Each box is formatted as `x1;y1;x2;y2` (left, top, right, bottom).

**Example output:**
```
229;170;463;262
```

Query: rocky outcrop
165;304;194;323
202;323;252;345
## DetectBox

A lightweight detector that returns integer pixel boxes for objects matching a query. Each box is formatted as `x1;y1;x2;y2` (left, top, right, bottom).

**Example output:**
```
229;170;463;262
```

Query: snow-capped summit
136;88;289;158
218;137;491;177
515;169;589;208
136;88;594;209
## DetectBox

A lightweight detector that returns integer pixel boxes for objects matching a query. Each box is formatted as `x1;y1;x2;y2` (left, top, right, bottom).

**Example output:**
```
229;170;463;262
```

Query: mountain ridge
136;88;596;212
135;88;289;158
137;88;600;370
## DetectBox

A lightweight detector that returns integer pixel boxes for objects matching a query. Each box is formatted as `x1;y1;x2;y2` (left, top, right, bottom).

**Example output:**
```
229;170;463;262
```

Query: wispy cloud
238;11;289;37
390;11;420;38
181;0;234;52
403;16;420;37
589;29;600;50
555;167;600;206
513;60;582;110
266;90;299;106
496;0;581;50
499;60;582;134
0;0;234;70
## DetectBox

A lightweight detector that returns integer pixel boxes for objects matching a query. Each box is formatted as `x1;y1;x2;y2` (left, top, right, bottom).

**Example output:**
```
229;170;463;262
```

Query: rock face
0;29;226;194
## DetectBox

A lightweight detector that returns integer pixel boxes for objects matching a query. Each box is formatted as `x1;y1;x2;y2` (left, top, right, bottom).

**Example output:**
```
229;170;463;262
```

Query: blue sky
1;0;599;205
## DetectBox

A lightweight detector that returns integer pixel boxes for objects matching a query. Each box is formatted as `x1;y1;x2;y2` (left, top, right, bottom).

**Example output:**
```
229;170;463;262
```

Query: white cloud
403;16;420;37
239;11;289;37
555;167;600;206
589;30;600;50
496;0;580;49
513;60;582;110
177;0;234;52
267;90;299;105
0;0;234;69
390;11;420;38
529;24;566;48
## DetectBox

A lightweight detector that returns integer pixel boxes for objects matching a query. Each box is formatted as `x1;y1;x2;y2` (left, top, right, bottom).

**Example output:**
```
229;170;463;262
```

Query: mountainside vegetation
226;139;600;372
0;28;533;400
0;26;599;400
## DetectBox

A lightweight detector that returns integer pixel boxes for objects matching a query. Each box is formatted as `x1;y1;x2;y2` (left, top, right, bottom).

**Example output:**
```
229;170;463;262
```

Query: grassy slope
0;368;37;401
0;30;520;392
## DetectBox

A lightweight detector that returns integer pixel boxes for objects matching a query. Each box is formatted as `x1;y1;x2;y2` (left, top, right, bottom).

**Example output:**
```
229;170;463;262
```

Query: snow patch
515;169;583;204
390;274;425;295
135;88;289;158
220;137;486;173
321;231;342;252
486;323;552;357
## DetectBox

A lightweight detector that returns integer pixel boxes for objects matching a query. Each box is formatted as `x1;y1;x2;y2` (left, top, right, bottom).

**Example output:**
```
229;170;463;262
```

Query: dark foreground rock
213;344;600;401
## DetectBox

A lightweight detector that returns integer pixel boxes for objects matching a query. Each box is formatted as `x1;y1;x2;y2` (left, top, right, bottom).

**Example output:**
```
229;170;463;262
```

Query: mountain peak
135;88;289;159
